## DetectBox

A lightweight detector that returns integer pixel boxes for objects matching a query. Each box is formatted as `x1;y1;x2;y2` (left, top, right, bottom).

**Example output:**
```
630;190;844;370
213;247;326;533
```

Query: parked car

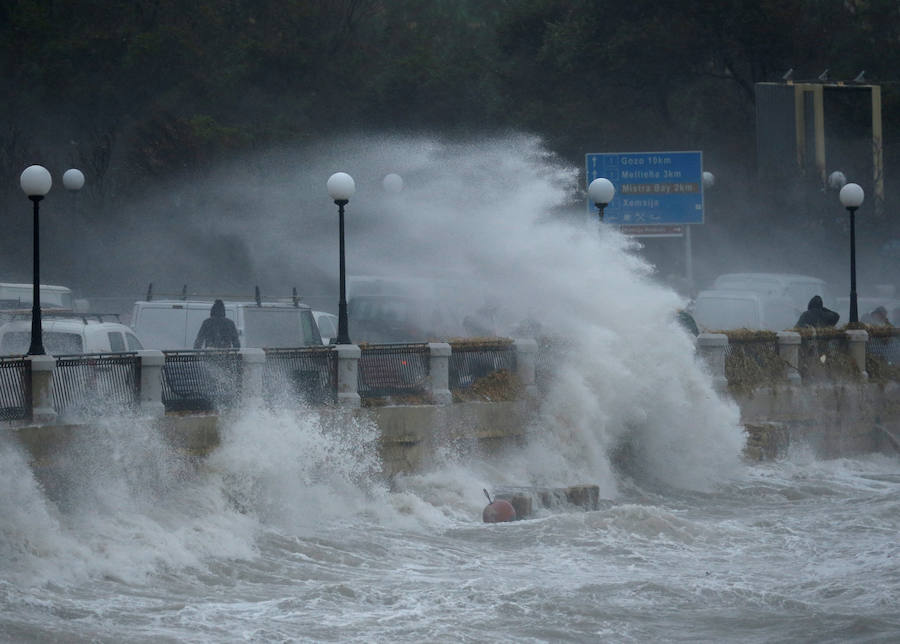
711;273;832;311
0;314;144;355
347;294;460;343
692;289;798;332
835;296;900;326
130;299;321;350
313;311;339;344
0;283;74;311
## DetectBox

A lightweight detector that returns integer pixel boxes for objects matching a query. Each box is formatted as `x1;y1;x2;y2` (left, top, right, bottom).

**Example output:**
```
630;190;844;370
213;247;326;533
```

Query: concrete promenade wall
10;401;535;481
736;381;900;459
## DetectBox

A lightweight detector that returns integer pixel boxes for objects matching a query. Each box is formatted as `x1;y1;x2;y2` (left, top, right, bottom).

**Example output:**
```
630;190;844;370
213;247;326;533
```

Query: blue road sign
586;151;704;225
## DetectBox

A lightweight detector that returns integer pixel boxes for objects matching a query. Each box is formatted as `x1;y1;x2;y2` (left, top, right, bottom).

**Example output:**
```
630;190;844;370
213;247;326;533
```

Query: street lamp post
839;182;865;324
588;177;615;221
327;171;356;344
20;166;54;355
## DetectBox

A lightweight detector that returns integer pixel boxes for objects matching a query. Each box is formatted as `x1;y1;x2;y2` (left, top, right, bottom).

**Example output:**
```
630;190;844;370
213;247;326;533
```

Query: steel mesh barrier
358;344;429;398
723;335;785;389
866;330;900;381
448;340;516;391
263;346;337;406
162;350;243;412
798;333;858;381
52;353;141;417
0;357;31;421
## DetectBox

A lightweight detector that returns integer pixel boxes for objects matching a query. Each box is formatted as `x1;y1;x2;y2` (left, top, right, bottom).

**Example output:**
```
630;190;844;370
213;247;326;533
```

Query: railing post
697;333;729;393
776;331;802;385
137;350;166;417
27;354;56;424
514;338;539;398
336;344;361;408
845;329;869;380
428;342;452;405
239;348;266;404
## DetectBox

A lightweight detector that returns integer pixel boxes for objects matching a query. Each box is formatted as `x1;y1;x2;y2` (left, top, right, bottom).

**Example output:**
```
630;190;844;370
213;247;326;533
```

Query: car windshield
0;331;83;355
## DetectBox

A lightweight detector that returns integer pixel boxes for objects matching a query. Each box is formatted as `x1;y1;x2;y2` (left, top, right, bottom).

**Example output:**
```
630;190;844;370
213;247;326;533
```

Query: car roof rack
0;309;121;324
145;283;303;307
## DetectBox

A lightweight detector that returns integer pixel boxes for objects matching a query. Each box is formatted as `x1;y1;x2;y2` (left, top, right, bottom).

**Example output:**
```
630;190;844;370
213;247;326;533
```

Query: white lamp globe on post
327;172;356;344
63;168;85;191
20;165;54;355
839;182;865;324
382;173;404;193
588;177;615;221
828;170;847;191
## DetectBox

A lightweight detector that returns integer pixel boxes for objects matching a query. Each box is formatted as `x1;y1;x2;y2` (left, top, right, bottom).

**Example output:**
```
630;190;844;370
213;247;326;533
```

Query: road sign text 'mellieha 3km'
586;151;704;234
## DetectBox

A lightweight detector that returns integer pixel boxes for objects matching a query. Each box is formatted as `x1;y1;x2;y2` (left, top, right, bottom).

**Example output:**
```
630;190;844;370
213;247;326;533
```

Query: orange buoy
482;488;517;523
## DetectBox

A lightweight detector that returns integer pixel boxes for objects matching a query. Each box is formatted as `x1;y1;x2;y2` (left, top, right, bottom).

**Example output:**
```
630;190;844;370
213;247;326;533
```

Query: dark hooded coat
795;295;840;328
193;300;240;348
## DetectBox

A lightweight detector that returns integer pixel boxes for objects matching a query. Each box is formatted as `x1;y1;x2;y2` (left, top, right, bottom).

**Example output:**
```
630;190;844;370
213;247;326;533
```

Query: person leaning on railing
795;295;839;328
193;299;240;349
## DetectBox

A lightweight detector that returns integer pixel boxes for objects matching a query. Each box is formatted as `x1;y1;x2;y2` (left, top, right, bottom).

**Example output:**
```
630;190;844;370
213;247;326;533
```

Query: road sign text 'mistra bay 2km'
586;151;704;234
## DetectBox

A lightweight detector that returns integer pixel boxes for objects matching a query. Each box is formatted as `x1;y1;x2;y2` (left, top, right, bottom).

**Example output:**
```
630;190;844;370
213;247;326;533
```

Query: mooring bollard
776;331;802;385
697;333;729;393
137;350;166;417
845;329;869;380
27;354;57;424
335;344;361;408
239;348;266;405
514;338;539;398
428;342;452;405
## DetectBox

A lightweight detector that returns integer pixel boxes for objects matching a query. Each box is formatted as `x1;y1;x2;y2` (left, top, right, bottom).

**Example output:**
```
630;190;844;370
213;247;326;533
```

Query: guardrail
0;338;539;423
0;356;31;421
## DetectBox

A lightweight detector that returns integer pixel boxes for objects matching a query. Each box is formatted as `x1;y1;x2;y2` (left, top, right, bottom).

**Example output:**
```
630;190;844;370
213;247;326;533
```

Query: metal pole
684;225;694;294
28;196;45;355
848;206;858;324
336;199;351;344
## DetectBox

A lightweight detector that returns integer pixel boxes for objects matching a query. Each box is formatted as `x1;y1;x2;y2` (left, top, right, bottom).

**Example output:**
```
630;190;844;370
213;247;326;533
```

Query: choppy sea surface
2;408;899;644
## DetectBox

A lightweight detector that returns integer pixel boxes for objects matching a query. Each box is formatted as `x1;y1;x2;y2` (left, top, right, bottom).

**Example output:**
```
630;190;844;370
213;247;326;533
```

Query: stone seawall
9;380;900;480
736;381;900;459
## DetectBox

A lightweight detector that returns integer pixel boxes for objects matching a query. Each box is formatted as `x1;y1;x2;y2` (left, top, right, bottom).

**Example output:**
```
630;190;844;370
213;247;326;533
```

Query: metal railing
53;353;141;417
0;357;31;421
866;328;900;381
358;344;430;398
448;339;516;391
161;350;243;412
798;331;858;381
723;333;785;389
263;346;337;406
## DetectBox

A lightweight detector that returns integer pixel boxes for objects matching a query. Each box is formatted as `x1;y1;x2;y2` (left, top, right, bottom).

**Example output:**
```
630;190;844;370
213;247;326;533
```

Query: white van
692;289;798;332
0;315;144;356
0;283;73;309
711;273;831;311
131;300;321;350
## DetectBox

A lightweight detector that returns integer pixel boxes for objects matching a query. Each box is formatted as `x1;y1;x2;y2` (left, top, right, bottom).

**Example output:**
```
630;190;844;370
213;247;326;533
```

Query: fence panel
0;357;31;421
162;350;243;412
448;340;516;391
263;346;337;406
723;334;784;390
53;353;141;417
798;332;858;381
866;329;900;381
358;344;429;398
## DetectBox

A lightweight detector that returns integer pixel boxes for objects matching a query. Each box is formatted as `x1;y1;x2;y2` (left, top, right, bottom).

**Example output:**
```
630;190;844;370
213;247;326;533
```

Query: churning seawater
3;136;899;642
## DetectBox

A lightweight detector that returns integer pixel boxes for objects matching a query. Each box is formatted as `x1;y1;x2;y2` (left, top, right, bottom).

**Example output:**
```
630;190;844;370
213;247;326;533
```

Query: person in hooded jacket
193;299;240;348
795;295;840;328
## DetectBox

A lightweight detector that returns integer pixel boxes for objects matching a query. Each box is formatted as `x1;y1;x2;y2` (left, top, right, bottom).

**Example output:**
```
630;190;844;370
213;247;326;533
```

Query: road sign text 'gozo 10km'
586;151;704;236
